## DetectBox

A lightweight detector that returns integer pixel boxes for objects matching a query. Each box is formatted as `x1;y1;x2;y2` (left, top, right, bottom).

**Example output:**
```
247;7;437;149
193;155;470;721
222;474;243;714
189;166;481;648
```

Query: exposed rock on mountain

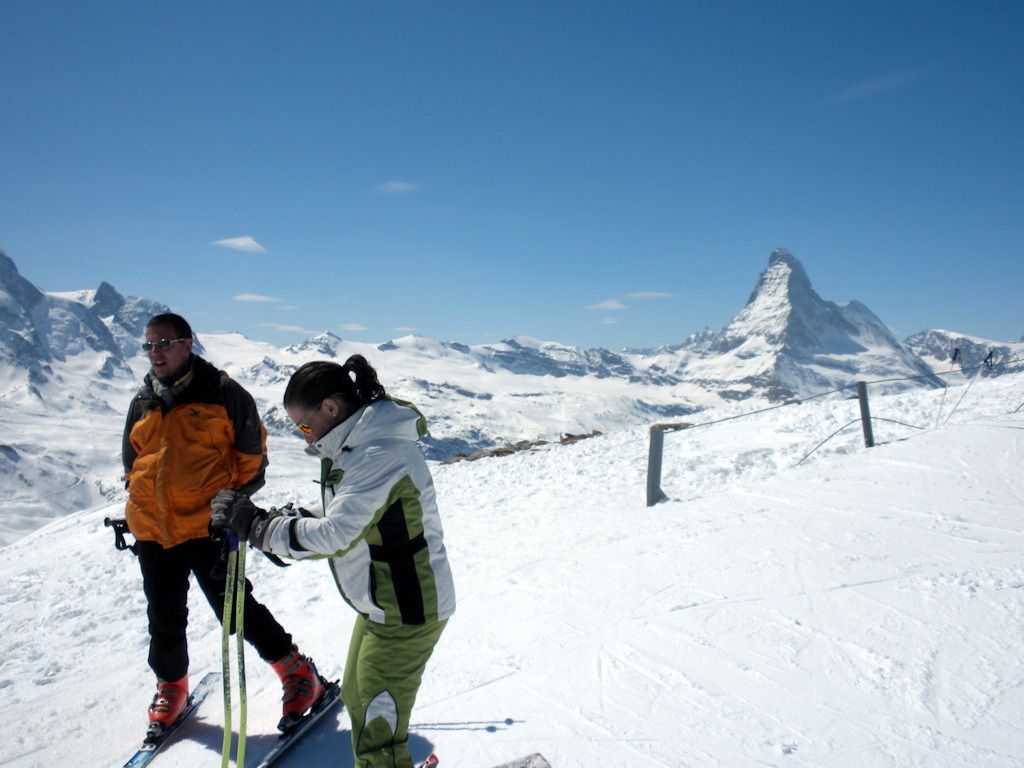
904;329;1024;380
0;252;120;385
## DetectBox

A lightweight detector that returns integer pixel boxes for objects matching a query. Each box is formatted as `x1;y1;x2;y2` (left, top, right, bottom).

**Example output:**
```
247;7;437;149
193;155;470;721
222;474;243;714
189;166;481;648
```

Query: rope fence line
646;350;1024;506
650;383;852;436
934;384;951;429
942;358;988;426
651;353;1023;436
793;419;861;468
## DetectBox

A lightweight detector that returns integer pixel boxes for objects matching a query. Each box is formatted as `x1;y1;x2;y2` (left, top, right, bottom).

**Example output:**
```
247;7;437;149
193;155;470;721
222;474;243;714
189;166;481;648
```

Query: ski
255;678;343;768
490;755;552;768
417;752;550;767
122;672;219;767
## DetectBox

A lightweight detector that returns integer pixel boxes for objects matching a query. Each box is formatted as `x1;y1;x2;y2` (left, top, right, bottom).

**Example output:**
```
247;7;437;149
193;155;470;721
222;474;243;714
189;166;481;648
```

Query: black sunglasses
141;337;189;352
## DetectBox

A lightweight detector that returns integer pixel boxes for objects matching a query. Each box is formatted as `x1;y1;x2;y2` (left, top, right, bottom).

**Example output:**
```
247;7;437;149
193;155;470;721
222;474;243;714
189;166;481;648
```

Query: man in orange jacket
122;312;323;735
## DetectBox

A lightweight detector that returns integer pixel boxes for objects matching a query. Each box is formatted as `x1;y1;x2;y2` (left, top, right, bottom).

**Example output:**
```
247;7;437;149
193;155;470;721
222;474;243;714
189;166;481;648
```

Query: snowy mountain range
0;246;1018;544
0;251;183;387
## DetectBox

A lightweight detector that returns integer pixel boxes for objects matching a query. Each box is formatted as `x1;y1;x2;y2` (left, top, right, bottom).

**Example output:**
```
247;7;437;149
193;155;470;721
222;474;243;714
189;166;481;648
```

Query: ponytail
342;355;386;405
284;356;387;412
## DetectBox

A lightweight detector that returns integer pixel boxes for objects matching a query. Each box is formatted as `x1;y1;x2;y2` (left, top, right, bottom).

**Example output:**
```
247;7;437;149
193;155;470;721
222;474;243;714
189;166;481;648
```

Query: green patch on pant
343;615;448;768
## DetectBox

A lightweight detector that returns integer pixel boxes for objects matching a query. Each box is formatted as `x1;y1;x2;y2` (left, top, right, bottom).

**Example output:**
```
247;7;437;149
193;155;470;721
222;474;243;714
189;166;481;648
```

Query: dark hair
146;313;193;339
284;355;386;411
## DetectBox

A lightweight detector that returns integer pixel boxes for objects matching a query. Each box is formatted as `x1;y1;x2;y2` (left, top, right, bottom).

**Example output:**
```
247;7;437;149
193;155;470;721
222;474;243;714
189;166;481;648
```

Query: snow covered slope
905;328;1024;384
1;371;1022;767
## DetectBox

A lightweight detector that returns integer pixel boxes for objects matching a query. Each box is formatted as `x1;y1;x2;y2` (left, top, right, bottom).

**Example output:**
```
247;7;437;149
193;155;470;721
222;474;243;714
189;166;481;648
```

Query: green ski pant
343;615;448;768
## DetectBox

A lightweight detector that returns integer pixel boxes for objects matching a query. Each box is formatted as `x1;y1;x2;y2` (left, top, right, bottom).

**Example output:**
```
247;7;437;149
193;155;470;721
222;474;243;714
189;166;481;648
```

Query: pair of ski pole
220;531;248;768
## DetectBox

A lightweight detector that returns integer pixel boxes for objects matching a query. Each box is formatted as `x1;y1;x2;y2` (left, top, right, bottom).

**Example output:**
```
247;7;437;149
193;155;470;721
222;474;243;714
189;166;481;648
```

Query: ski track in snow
1;374;1023;766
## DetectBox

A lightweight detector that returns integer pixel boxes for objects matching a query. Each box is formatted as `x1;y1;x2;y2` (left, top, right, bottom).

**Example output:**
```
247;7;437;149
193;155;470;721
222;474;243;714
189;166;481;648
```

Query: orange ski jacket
122;355;268;548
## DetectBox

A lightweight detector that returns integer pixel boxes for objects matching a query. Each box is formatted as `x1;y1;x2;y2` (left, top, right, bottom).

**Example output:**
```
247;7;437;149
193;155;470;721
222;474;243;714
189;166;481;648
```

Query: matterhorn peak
701;248;940;399
761;247;813;293
768;247;798;267
724;249;819;349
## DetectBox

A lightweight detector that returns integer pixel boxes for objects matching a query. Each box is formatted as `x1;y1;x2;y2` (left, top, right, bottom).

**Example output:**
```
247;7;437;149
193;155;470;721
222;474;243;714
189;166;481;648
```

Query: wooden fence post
646;422;692;507
857;381;875;448
647;427;668;507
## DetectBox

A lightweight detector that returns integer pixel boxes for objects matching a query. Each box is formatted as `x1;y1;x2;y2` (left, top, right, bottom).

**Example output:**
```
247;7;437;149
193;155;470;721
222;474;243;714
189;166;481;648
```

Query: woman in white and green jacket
211;355;455;768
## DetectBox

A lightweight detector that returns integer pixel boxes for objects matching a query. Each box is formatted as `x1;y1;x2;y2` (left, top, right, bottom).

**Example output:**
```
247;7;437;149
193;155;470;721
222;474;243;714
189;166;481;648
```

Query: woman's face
286;398;352;444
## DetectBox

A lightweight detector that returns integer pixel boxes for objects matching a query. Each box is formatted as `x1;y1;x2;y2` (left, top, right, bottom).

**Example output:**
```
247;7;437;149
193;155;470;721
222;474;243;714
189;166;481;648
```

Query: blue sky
2;1;1021;349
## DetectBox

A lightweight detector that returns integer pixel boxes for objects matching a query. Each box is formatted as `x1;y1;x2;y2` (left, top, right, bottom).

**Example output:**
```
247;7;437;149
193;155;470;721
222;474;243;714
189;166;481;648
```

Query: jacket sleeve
121;395;145;482
264;443;401;559
220;375;268;496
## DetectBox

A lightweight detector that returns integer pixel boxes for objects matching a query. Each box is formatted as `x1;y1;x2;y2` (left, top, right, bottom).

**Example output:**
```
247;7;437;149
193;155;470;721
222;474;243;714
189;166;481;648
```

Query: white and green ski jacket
265;398;456;626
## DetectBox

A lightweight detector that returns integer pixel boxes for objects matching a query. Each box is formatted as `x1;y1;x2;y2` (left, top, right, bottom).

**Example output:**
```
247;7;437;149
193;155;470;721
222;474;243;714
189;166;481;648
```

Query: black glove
212;490;299;551
250;503;314;550
248;507;292;551
211;489;267;538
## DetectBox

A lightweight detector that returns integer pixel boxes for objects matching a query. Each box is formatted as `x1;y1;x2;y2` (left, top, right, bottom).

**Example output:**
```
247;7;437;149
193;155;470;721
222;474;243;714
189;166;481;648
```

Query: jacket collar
141;355;219;404
304;399;426;459
306;404;369;458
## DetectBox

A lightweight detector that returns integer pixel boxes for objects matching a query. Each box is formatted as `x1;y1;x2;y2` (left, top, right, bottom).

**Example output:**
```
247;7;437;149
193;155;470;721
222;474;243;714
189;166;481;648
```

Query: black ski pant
137;537;293;682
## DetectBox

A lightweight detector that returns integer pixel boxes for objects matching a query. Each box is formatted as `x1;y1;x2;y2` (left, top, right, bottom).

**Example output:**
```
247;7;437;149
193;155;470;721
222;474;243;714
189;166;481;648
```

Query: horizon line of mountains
1;247;1021;402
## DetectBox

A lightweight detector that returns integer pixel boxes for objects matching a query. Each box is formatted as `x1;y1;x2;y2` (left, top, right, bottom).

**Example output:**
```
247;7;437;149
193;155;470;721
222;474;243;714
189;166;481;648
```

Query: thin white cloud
625;291;674;300
586;299;628;311
258;323;309;334
600;317;619;325
340;323;368;332
233;293;280;303
213;236;267;253
827;68;928;105
373;181;417;195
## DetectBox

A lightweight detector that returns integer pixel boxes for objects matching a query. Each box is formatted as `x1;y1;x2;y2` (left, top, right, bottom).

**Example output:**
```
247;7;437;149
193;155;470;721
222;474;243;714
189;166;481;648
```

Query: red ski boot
271;646;325;732
147;675;189;736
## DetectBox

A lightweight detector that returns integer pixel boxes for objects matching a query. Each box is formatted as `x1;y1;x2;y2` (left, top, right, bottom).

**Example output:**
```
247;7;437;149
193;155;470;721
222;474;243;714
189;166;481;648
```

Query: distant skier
121;313;324;735
211;356;456;768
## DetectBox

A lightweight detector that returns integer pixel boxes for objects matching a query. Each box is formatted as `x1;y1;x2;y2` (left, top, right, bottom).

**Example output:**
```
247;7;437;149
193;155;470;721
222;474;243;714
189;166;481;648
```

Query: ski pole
235;538;248;768
217;528;249;767
221;534;237;768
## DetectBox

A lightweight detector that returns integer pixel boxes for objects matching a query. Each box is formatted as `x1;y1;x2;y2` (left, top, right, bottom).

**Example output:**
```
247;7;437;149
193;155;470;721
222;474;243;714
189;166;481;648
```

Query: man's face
145;323;193;380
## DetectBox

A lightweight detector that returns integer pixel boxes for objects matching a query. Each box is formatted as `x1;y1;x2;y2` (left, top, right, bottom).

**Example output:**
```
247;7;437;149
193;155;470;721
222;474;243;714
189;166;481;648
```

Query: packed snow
1;370;1022;767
